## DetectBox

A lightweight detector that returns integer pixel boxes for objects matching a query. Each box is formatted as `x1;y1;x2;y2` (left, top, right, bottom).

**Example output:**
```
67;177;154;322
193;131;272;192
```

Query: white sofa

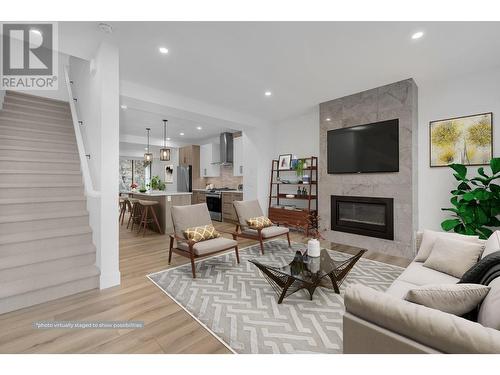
343;231;500;354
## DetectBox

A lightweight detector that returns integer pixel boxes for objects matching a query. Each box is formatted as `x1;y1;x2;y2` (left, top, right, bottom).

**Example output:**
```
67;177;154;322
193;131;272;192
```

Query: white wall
418;66;500;231
272;107;320;158
69;42;121;290
150;148;180;192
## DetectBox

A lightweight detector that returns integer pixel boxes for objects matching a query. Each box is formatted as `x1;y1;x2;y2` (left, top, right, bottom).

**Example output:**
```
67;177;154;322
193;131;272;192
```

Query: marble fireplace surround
319;79;418;259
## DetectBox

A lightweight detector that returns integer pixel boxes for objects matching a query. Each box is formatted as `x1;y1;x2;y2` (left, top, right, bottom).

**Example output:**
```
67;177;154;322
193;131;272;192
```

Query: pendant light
159;119;171;161
144;127;153;163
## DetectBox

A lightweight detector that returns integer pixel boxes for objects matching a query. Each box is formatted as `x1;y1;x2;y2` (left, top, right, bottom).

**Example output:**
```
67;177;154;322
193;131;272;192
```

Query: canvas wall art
430;112;493;167
165;165;174;183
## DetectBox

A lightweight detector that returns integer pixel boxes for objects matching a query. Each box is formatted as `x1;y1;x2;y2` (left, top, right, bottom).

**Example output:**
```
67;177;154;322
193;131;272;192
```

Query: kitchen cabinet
191;190;207;205
200;143;220;177
179;145;194;166
222;192;243;223
233;136;243;176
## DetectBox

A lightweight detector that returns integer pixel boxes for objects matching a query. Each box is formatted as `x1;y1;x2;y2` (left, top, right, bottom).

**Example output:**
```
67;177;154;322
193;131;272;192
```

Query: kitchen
119;109;244;234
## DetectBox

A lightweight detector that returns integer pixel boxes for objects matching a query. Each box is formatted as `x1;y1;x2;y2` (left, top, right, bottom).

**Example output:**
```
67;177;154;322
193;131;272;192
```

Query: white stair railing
64;66;100;198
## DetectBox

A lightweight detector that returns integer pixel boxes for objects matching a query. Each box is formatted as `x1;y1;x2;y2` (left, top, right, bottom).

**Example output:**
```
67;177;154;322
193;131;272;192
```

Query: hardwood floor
0;218;410;354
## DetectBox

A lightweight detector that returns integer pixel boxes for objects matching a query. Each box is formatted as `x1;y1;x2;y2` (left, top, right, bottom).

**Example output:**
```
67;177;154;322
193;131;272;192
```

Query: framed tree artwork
430;112;493;167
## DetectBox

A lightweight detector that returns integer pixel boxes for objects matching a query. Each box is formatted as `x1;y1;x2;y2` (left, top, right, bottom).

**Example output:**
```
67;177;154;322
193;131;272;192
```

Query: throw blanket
459;251;500;285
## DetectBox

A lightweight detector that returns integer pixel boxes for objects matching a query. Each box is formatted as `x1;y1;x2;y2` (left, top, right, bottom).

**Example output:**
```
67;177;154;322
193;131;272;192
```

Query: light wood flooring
0;218;410;354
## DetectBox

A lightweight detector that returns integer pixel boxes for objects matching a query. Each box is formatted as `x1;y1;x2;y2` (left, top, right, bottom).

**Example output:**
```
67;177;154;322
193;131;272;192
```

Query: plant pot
307;239;321;257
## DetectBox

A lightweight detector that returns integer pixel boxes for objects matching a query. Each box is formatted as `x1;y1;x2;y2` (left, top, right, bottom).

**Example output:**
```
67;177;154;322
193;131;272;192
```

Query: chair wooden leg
150;206;163;234
286;232;291;247
137;207;146;234
127;204;134;229
168;237;174;265
142;207;149;237
234;246;240;264
259;238;264;254
190;254;196;278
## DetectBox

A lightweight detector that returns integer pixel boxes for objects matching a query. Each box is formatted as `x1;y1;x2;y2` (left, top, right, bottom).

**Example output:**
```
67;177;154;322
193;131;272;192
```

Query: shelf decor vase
307;238;321;257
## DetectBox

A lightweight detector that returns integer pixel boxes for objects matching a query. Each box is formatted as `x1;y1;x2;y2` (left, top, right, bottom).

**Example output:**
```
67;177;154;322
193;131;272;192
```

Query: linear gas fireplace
331;195;394;240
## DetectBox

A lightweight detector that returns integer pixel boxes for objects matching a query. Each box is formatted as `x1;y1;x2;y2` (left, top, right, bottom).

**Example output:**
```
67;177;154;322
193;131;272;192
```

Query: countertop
192;189;243;193
124;191;192;196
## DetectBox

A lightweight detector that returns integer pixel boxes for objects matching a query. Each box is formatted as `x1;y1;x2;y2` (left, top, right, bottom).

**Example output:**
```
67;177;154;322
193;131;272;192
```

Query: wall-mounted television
327;119;399;174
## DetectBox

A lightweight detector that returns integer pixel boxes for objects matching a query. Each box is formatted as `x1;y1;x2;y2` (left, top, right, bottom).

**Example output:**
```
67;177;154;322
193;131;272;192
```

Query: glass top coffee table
249;248;366;304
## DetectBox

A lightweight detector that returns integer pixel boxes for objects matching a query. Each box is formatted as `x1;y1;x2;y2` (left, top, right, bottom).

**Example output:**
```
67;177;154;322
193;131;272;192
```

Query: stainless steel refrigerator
177;165;192;192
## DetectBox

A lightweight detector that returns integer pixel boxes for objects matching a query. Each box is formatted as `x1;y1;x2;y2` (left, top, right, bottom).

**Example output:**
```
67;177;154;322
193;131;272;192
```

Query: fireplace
331;195;394;240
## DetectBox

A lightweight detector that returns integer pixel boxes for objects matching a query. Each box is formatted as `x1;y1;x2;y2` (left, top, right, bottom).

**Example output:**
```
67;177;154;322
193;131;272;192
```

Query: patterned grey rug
147;239;403;354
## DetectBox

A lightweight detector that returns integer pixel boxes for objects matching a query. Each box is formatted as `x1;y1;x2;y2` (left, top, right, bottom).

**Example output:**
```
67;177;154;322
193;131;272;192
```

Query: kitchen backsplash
203;165;242;189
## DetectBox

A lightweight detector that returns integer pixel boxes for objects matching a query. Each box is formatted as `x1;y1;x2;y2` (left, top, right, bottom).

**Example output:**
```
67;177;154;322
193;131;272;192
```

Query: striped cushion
183;225;220;242
246;216;273;230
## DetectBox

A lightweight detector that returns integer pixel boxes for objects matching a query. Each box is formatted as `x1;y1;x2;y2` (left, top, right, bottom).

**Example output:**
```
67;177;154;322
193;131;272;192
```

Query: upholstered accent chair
169;203;239;278
233;200;291;254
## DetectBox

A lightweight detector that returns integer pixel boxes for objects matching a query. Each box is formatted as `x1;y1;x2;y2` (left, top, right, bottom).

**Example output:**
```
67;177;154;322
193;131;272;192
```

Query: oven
206;192;222;221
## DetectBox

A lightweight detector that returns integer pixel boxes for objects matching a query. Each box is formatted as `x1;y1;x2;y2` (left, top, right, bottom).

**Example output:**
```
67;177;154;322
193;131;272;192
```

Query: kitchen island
126;191;192;234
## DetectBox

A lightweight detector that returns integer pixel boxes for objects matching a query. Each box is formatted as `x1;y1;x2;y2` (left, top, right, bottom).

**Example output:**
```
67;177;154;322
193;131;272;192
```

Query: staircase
0;90;100;315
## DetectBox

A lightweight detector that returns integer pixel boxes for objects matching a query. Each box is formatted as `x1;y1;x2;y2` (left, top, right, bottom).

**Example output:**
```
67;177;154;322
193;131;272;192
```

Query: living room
2;1;500;374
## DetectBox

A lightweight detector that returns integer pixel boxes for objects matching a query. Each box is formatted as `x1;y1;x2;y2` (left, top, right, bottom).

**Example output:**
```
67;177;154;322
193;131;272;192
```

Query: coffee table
249;248;366;304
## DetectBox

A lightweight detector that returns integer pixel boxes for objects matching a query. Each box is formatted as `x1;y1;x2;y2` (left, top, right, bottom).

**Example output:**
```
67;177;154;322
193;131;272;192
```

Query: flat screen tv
327;119;399;174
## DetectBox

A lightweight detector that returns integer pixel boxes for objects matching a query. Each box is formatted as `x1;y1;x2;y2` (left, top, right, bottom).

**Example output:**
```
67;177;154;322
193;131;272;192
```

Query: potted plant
150;176;166;191
130;182;138;192
300;213;324;257
293;159;305;180
441;158;500;239
139;183;147;193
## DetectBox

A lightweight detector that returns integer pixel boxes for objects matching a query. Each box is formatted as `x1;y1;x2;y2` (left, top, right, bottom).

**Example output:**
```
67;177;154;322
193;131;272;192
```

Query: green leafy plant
293;159;305;178
150;176;165;191
441;158;500;239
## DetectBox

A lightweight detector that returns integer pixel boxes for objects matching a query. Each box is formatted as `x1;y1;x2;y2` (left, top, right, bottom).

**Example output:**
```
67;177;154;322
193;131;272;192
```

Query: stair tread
4;101;71;114
0;146;77;155
0;182;82;188
0;116;74;131
0;157;79;164
0;196;85;205
0;264;100;299
0;226;92;245
0;244;95;270
0;124;75;137
0;134;76;145
6;91;69;107
0;210;89;224
0;110;72;123
0;169;81;175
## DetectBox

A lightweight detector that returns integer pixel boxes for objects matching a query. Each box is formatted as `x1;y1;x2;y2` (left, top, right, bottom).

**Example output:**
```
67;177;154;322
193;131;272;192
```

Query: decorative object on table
290;155;298;170
159;119;171;161
130;182;138;192
307;237;321;257
139;183;147;193
151;175;166;191
286;194;295;198
430;112;492;167
278;154;292;170
305;212;324;257
144;127;153;164
164;165;174;184
302;174;310;184
302;187;307;196
441;157;500;239
297;187;301;196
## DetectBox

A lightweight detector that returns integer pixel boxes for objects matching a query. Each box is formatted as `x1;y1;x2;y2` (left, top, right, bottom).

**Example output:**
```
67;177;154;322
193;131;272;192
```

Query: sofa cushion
405;284;490;316
242;225;289;238
386;279;419;299
415;229;480;262
483;231;500;259
178;237;237;256
397;261;459;286
478;277;500;330
345;284;500;354
423;237;484;278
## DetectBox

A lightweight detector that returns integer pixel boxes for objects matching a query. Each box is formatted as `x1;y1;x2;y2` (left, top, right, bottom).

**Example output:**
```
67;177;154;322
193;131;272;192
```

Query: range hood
213;132;234;165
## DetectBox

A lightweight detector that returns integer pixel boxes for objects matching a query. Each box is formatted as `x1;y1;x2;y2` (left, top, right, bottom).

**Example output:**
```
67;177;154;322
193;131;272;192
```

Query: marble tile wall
319;79;418;259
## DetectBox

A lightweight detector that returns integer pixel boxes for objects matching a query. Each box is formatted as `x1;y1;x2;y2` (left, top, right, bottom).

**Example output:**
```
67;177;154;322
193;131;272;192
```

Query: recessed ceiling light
264;91;272;96
98;23;113;34
159;47;169;54
30;29;42;36
179;132;184;136
196;126;202;130
120;105;127;109
326;118;331;122
166;137;171;141
411;31;424;40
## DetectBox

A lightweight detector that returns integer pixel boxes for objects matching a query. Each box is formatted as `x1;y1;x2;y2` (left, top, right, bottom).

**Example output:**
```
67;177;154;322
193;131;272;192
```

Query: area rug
147;239;403;354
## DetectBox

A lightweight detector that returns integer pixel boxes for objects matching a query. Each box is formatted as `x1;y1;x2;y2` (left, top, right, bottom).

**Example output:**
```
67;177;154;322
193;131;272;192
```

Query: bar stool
127;198;142;231
137;200;163;236
119;197;129;225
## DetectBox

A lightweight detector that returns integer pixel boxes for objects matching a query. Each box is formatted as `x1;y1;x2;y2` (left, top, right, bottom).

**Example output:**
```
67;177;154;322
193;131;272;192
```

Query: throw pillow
459;251;500;284
247;216;273;230
415;229;480;262
405;284;490;316
482;230;500;259
183;225;220;242
477;277;500;330
423;237;484;278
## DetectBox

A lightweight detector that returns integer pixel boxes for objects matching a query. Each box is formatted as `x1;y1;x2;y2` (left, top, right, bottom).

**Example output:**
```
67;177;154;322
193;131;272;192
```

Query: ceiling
60;21;500;123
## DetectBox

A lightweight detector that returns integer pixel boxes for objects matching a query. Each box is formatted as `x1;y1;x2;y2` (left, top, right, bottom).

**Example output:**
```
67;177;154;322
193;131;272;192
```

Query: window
119;159;147;191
